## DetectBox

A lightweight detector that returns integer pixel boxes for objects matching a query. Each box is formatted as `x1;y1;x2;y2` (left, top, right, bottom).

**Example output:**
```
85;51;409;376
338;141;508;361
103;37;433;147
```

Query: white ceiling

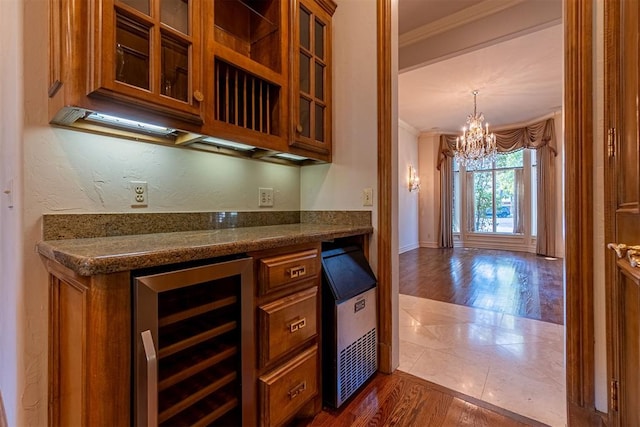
398;1;563;133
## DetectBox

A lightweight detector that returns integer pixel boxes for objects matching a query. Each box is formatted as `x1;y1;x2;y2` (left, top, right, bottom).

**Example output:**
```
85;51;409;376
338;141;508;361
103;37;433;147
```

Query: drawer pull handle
288;381;307;399
286;265;306;279
289;318;307;333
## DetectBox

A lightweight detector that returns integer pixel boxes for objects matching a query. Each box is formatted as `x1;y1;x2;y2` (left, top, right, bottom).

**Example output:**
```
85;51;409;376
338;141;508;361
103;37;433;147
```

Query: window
452;149;535;236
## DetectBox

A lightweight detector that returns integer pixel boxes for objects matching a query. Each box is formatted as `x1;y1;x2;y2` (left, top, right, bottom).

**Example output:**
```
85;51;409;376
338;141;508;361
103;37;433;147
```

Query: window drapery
438;156;454;248
536;139;556;256
437;118;557;256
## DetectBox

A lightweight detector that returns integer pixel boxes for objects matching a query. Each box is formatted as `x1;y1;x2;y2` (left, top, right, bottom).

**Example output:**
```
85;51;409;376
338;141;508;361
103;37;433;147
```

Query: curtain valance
437;118;557;170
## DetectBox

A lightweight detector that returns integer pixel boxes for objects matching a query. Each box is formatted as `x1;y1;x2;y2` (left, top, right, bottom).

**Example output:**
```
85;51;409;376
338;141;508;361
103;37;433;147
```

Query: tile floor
398;294;566;427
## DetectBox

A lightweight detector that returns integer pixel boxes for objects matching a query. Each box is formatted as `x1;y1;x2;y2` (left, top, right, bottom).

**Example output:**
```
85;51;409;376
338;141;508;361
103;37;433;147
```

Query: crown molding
398;119;420;137
417;130;442;138
399;0;525;48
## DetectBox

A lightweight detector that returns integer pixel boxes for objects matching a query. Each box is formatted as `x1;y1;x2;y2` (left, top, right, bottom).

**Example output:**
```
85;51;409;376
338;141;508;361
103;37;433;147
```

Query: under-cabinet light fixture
275;153;308;161
85;113;176;136
408;165;420;192
201;137;255;151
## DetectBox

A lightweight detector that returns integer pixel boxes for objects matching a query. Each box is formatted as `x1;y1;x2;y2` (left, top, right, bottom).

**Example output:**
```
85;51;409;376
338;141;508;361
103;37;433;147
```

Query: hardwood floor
399;248;564;324
305;371;546;427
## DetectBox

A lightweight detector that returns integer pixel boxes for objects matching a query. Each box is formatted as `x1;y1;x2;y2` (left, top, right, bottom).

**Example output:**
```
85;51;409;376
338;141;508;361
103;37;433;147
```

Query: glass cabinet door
291;0;333;155
96;0;203;121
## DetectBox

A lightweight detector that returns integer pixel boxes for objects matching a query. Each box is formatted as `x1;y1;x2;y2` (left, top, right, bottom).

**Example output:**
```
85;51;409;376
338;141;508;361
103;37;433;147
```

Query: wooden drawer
258;248;320;295
258;287;317;367
259;345;318;427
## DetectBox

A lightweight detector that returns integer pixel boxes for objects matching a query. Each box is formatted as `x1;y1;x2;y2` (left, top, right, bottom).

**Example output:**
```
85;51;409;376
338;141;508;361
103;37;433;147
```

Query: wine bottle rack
134;258;254;426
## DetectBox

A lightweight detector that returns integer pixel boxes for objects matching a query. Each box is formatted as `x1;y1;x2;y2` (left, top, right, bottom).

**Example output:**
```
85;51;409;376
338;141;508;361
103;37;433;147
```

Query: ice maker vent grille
337;327;377;406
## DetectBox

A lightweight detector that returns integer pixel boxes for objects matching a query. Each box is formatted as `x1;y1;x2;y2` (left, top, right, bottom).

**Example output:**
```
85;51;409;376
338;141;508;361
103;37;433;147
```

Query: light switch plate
363;188;373;206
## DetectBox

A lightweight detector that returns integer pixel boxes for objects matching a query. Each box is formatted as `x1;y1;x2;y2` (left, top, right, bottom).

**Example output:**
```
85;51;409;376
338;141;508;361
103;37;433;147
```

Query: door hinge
608;128;616;157
610;379;619;411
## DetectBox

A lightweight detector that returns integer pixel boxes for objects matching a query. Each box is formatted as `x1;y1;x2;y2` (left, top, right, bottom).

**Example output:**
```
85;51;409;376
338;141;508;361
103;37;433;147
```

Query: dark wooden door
605;1;640;425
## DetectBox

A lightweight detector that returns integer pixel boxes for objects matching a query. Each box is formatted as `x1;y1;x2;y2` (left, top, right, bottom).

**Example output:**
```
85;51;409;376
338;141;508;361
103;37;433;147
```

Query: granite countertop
37;223;373;276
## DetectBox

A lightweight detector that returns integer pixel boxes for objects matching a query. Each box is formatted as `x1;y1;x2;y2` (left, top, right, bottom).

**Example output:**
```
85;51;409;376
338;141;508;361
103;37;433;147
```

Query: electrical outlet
258;187;274;207
363;188;373;206
131;181;148;207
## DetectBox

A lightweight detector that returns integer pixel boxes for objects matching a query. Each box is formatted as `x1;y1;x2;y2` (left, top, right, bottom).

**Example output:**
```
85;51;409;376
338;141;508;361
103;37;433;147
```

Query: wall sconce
408;165;420;192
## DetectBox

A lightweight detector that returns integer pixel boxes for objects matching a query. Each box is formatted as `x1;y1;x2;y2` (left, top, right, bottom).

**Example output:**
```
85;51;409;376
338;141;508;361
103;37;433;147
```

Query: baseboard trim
456;241;537;254
399;243;420;253
418;241;439;248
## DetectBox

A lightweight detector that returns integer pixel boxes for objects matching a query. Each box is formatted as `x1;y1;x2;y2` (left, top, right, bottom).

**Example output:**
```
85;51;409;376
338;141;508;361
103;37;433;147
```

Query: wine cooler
133;257;254;426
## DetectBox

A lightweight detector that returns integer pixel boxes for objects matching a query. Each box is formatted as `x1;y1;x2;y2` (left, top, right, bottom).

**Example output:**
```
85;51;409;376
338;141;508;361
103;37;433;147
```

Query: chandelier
454;90;497;168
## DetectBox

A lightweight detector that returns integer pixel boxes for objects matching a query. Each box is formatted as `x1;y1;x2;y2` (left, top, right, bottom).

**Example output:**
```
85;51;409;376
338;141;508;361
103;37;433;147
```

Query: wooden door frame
564;1;606;424
603;1;618;424
376;0;394;374
377;0;604;424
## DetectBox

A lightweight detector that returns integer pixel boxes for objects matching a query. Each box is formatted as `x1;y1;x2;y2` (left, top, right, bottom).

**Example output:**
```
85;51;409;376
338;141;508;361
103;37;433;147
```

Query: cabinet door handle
288;381;307;400
193;90;204;102
286;265;306;279
141;330;157;427
289;318;307;333
296;124;303;133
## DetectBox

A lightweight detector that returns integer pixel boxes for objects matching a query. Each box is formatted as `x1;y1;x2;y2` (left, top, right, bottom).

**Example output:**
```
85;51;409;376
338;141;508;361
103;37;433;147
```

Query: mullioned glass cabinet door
92;0;204;123
290;0;334;156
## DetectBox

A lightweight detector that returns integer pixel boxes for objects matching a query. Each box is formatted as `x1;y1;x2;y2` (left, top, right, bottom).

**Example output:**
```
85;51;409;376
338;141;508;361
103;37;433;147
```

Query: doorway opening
395;4;566;425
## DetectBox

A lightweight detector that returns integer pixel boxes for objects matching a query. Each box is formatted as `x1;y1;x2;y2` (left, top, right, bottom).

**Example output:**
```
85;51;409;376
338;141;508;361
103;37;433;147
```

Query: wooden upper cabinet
49;0;335;163
92;0;204;122
205;0;289;151
49;0;205;128
290;0;336;162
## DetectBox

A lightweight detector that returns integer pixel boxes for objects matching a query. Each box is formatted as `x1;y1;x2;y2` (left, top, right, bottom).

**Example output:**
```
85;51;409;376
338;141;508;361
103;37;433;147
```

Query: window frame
452;149;537;250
